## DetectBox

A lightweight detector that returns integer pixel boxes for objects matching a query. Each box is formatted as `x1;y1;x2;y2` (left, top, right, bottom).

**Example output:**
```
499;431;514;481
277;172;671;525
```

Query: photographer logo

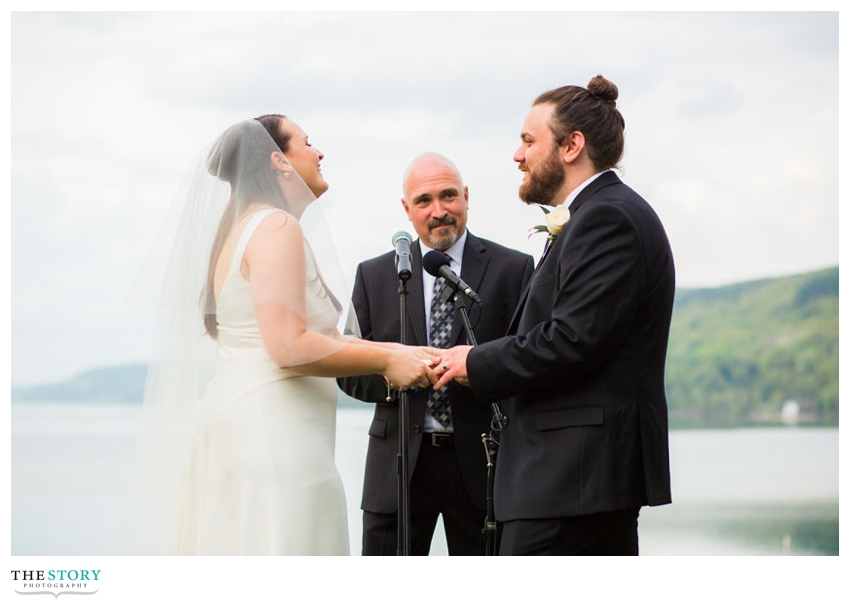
11;570;100;599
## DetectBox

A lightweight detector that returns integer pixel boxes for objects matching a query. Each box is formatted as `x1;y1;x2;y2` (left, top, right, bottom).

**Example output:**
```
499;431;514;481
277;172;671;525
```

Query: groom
435;76;676;555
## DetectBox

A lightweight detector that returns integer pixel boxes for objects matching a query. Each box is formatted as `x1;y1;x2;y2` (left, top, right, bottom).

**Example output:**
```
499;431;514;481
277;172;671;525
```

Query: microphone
422;250;482;305
392;231;413;280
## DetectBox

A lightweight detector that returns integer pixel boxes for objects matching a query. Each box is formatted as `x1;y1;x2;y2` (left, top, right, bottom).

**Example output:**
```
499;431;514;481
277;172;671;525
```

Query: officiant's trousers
362;434;488;556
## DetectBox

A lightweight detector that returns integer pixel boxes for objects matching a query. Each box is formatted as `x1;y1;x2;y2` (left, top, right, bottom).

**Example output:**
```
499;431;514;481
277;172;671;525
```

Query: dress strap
230;208;283;274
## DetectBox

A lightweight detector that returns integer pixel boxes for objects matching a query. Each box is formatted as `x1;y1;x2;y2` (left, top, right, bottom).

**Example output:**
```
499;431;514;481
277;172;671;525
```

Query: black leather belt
425;432;453;447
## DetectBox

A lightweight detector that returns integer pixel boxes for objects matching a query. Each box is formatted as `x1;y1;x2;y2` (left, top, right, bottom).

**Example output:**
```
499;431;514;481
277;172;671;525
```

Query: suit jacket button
412;424;421;433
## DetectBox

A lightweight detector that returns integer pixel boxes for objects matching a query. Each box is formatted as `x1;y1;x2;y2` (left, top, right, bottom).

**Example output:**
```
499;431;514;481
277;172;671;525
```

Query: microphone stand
396;275;411;556
444;286;506;557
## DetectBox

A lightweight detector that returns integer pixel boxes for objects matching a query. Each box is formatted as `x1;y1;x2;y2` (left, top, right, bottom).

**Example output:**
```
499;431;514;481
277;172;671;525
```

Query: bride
125;116;439;556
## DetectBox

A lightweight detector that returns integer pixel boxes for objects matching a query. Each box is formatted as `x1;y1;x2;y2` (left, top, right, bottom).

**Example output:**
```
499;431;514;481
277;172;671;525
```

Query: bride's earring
282;172;292;179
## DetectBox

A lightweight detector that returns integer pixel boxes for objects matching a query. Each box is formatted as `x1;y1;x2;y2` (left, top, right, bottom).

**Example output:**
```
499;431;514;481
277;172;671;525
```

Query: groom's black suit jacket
467;171;675;522
338;231;533;514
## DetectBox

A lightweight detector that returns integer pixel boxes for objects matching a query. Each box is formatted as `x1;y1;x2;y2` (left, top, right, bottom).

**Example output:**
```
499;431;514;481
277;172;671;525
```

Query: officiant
337;152;533;555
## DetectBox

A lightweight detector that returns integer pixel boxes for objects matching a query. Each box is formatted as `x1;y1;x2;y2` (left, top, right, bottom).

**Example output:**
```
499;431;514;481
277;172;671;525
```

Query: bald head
401;152;469;251
403;152;464;197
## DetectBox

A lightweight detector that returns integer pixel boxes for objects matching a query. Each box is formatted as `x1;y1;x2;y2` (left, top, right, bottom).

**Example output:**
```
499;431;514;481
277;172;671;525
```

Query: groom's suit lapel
505;170;622;334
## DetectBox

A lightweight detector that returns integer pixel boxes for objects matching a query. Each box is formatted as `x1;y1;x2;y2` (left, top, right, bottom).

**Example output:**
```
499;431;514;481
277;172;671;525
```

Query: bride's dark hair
203;115;293;338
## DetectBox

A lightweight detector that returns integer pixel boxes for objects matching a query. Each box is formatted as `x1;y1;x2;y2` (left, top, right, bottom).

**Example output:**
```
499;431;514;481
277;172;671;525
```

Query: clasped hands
388;345;473;391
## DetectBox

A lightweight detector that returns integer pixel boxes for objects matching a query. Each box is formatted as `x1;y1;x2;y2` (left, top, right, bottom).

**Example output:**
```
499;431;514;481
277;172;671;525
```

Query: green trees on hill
665;267;838;427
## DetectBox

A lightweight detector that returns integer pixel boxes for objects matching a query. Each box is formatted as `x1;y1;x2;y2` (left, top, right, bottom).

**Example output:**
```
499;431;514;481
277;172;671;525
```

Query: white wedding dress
175;209;350;555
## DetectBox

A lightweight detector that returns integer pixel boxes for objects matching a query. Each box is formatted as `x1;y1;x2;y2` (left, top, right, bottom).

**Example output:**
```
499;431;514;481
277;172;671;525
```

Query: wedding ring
442;363;448;371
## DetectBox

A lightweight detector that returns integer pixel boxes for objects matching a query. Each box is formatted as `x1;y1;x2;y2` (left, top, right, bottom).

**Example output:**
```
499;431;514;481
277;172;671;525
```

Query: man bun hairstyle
535;74;626;171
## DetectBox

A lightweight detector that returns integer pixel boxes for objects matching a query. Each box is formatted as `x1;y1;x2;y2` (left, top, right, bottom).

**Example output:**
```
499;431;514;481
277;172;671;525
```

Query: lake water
10;400;840;556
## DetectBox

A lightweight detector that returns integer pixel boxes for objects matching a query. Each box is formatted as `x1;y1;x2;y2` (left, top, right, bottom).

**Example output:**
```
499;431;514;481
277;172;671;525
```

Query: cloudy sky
11;11;839;385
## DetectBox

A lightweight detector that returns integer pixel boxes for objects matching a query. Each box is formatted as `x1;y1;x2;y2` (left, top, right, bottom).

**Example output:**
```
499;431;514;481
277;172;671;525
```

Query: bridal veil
120;118;356;554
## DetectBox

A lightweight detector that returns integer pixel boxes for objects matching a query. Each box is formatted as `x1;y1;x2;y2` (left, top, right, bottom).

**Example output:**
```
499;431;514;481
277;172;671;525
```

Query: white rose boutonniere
529;204;571;244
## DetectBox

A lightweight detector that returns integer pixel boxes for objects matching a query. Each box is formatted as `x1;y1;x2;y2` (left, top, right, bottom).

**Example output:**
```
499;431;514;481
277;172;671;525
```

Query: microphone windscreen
392;231;413;246
423;250;451;277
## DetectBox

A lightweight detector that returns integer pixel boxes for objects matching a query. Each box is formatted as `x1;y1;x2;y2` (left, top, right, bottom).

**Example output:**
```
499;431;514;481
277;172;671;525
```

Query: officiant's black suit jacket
338;231;533;514
467;171;675;522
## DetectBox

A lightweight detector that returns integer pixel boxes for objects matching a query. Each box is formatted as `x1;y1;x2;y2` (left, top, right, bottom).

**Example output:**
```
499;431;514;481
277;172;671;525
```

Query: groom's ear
561;131;586;165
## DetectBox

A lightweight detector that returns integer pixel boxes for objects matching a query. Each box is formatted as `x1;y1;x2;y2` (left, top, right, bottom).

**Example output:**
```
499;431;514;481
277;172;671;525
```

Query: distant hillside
10;363;370;408
12;267;839;427
12;364;149;404
665;266;838;427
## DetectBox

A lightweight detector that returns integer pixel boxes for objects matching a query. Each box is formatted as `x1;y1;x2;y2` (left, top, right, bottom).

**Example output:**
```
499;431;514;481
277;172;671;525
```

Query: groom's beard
519;147;565;207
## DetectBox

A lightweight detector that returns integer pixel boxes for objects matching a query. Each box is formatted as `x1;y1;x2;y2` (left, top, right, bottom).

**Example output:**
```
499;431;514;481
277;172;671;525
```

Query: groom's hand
432;345;472;390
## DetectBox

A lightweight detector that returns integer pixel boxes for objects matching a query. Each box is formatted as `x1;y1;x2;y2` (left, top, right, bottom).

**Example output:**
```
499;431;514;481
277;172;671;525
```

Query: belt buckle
431;432;450;447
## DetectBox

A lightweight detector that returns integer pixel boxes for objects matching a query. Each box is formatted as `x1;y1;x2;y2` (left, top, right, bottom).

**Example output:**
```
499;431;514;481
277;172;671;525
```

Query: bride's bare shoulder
244;208;305;265
254;208;301;236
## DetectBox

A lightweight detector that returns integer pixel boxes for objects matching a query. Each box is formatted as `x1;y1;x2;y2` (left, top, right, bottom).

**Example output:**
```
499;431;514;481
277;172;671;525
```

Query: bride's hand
383;346;441;389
